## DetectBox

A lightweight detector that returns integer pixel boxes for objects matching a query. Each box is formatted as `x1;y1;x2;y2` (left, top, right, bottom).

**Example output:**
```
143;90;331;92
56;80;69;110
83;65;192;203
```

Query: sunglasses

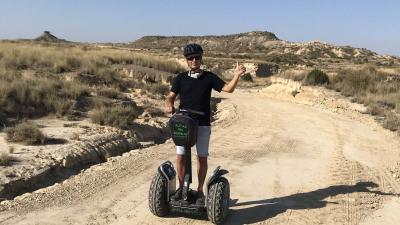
186;55;202;61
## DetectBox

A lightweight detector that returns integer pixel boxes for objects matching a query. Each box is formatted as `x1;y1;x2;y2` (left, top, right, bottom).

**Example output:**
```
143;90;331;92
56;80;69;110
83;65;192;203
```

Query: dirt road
1;90;400;225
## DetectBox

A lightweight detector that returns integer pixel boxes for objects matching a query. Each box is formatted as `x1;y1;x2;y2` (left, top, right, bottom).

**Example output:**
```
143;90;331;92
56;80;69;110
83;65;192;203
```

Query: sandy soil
0;89;399;225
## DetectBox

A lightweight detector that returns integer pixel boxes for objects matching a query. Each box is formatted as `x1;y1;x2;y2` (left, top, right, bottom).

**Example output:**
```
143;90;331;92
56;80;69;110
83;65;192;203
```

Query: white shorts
176;126;211;157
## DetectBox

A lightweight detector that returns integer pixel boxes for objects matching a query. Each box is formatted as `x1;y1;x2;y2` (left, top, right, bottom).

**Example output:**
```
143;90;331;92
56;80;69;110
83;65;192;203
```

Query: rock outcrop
34;31;68;43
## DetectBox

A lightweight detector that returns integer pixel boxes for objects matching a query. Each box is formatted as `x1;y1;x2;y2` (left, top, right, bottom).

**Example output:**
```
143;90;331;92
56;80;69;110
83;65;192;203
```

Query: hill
34;31;69;43
127;31;399;67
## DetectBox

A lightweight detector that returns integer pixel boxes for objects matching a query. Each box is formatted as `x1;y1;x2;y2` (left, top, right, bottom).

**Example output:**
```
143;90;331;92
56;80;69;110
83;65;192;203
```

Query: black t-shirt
171;71;226;126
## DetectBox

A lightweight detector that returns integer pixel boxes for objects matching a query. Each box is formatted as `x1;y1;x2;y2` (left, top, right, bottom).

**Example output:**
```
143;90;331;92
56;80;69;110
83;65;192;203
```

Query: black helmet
183;43;203;57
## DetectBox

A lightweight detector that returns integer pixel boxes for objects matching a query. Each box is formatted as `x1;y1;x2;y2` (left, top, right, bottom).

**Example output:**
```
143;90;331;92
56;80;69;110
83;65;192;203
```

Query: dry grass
277;69;308;81
330;66;400;111
97;87;124;99
382;112;400;132
0;75;90;118
329;65;400;131
0;41;181;129
0;152;16;166
91;103;143;129
5;122;47;145
0;41;183;74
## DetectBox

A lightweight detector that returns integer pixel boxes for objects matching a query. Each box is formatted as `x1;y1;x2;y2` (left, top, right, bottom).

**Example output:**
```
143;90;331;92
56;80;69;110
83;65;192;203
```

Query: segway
148;108;230;224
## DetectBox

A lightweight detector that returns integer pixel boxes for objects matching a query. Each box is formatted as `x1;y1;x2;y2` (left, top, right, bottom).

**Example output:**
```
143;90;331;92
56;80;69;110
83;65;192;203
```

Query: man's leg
173;146;185;200
197;156;208;193
196;126;211;195
176;154;185;188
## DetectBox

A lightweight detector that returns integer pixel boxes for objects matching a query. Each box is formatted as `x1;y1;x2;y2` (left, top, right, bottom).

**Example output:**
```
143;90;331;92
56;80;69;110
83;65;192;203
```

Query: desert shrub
91;103;142;129
144;83;170;96
142;100;165;117
304;69;329;85
147;107;165;117
330;66;399;112
5;122;46;145
366;103;385;116
0;76;89;118
329;66;400;132
278;70;308;81
330;66;384;96
0;152;15;166
0;109;7;128
62;81;91;99
97;87;123;99
382;112;400;132
241;73;253;82
77;68;133;91
78;67;120;85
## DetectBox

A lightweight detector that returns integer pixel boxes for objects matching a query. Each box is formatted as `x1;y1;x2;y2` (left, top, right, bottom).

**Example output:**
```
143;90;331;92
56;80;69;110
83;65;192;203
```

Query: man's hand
234;61;246;77
222;62;247;93
165;105;173;113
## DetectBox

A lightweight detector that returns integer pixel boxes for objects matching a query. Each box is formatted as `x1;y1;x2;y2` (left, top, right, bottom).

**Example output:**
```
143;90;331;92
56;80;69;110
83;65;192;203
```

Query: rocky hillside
129;31;279;53
127;31;399;66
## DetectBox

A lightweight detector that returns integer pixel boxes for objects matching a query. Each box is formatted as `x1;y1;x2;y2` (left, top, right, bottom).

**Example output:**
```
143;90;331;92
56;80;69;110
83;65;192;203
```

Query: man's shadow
225;181;397;225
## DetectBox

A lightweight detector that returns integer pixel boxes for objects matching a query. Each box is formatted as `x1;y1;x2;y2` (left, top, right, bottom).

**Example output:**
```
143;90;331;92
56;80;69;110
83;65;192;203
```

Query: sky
0;0;399;56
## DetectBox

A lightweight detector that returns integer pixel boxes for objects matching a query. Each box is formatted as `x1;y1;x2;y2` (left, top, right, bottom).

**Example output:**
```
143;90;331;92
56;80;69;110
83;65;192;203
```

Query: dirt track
1;89;400;225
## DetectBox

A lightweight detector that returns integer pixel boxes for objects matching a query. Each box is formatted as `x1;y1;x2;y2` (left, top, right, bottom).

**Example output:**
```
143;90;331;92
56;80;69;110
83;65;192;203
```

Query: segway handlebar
178;108;205;116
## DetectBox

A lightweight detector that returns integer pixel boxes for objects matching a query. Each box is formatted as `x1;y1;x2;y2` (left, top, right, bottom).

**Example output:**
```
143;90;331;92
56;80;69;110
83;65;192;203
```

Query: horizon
1;0;399;56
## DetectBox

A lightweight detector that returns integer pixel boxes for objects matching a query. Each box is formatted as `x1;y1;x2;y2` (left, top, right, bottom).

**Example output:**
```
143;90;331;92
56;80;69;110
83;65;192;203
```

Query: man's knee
197;156;208;167
177;155;185;164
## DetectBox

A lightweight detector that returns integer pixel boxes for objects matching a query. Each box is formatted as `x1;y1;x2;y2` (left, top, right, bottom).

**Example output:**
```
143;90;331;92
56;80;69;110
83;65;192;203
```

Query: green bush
5;122;46;145
241;73;253;82
304;69;329;85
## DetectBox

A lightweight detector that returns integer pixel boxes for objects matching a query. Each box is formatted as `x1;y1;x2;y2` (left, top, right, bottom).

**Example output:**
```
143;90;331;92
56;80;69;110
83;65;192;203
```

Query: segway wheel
206;177;230;224
148;172;169;216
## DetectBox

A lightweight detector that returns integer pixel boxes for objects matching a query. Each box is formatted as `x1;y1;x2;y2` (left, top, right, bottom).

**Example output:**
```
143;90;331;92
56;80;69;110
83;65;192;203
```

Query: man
165;43;246;204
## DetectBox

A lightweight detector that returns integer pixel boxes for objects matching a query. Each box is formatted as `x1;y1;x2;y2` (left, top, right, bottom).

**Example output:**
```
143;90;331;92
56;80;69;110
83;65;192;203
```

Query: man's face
186;54;202;70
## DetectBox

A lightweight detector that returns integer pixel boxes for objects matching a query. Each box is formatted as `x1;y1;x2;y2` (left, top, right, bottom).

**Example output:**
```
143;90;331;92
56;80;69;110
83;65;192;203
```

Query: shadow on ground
225;181;397;225
44;137;68;145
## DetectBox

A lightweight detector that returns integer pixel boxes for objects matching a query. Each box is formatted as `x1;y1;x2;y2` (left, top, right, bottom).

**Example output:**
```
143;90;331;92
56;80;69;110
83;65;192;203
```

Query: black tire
148;172;169;216
206;177;230;224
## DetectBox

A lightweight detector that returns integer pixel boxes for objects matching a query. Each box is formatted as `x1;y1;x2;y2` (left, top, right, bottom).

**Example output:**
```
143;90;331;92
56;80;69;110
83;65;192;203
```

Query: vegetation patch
97;87;124;99
5;122;47;145
241;73;253;82
91;103;142;129
0;152;16;166
0;41;181;129
382;112;400;132
330;66;400;111
143;83;170;96
0;75;90;118
304;69;329;85
328;66;400;132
